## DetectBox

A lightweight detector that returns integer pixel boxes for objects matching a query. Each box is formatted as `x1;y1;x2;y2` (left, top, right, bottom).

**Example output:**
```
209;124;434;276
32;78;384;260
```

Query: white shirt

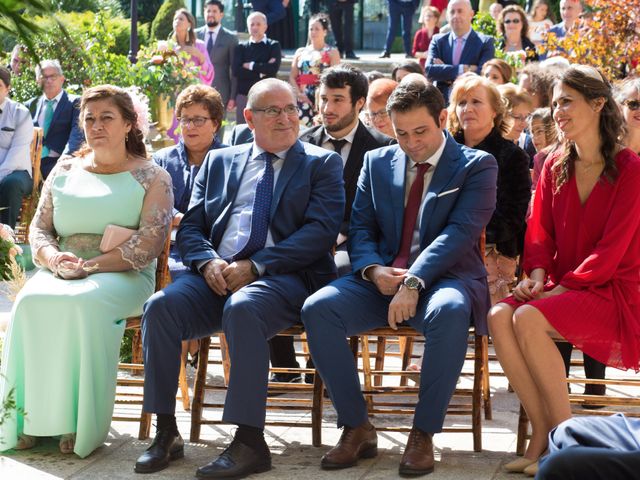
321;122;359;167
216;143;288;265
0;98;34;182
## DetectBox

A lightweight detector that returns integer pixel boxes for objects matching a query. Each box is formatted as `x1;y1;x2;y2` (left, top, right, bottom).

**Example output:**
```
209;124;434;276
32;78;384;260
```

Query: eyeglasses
623;100;640;111
178;116;211;127
503;19;521;24
509;113;529;122
41;74;60;82
366;110;389;120
251;105;300;117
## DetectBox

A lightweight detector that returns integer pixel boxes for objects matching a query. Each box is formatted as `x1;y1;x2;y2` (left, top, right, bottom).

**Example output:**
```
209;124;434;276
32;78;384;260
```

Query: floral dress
0;158;173;457
295;45;334;127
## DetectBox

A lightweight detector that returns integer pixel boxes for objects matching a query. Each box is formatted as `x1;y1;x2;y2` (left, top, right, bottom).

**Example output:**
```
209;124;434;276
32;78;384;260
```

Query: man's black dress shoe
196;438;271;479
269;372;302;383
134;429;184;474
345;52;360;60
379;50;391;58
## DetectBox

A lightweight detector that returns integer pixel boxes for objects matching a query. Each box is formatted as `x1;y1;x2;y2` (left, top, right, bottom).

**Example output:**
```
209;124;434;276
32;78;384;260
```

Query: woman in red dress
488;65;640;475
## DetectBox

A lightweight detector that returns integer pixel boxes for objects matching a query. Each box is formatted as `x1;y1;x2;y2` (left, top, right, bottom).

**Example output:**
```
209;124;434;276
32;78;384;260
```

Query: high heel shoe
16;434;37;450
503;456;537;473
523;460;539;476
59;433;76;454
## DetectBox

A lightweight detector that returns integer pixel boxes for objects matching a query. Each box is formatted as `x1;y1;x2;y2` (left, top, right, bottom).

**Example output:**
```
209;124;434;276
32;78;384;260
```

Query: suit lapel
419;135;459;239
271;141;303;217
390;149;407;247
49;91;68;128
460;31;479;65
212;147;250;240
343;122;365;184
309;126;324;146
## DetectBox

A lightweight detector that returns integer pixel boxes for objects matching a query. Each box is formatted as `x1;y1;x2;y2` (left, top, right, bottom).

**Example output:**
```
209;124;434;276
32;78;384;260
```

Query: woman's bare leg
488;303;552;459
513;305;572;427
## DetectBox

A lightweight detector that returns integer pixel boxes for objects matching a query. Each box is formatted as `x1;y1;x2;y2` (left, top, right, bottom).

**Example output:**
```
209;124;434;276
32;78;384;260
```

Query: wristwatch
249;259;260;277
403;275;422;291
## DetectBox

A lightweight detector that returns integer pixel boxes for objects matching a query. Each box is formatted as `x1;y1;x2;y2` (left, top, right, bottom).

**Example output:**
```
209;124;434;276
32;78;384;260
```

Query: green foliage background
150;0;185;41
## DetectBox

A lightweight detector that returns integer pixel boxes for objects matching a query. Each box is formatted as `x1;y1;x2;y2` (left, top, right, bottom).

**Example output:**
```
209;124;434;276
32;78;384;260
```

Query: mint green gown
0;158;173;458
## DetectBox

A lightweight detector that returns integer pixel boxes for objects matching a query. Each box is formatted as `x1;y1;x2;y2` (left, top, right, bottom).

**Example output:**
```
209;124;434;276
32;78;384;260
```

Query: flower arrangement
0;225;22;281
132;40;201;104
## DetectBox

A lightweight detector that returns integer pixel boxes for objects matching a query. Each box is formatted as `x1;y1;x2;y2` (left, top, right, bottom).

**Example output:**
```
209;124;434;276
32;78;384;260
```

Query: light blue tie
234;152;275;260
41;99;55;158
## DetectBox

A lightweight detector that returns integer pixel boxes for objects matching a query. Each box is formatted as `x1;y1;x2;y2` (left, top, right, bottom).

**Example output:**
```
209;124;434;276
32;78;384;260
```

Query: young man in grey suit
135;78;344;479
196;0;238;136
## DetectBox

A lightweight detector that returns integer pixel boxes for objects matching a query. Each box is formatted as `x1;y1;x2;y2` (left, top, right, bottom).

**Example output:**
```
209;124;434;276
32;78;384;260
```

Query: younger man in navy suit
302;80;497;476
135;78;344;479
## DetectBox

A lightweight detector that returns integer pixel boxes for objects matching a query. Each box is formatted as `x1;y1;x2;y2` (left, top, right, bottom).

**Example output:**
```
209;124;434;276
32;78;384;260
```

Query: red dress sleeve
561;152;640;289
523;153;557;276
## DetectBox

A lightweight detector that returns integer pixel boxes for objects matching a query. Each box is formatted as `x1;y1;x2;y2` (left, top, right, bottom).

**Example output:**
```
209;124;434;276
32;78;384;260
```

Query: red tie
392;162;431;268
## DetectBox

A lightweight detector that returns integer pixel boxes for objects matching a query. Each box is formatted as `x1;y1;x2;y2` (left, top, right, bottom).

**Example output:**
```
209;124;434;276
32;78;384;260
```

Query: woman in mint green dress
0;85;173;457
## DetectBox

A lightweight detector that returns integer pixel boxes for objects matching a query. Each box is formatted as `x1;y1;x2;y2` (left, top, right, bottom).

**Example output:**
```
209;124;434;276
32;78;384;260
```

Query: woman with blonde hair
447;74;531;305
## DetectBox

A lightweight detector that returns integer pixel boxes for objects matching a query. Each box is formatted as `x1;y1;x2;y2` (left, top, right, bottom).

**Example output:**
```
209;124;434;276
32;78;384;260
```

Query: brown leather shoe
321;421;378;469
399;428;435;476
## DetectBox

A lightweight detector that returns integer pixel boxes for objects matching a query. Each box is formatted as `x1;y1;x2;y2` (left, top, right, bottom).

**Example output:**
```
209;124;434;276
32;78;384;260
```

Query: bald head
447;0;474;37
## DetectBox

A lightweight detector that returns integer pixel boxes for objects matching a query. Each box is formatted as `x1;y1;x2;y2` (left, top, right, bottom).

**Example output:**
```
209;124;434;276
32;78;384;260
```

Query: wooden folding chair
113;233;191;439
14;127;43;244
189;326;326;446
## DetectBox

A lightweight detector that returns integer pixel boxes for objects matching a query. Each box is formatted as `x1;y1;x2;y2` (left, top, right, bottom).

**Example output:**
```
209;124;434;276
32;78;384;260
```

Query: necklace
578;159;603;172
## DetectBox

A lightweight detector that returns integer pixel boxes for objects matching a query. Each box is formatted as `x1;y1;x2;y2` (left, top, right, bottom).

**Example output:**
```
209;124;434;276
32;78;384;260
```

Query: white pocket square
437;187;460;197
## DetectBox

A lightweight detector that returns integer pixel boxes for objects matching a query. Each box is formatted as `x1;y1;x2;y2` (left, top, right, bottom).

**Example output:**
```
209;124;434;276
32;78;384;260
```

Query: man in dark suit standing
327;0;359;59
245;0;286;26
232;11;282;124
196;0;238;138
302;80;497;476
268;65;392;384
425;0;495;101
380;0;420;59
134;78;344;479
25;59;84;179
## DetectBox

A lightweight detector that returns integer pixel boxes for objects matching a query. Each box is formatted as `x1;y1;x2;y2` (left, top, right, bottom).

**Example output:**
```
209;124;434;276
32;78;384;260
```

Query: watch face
404;276;420;289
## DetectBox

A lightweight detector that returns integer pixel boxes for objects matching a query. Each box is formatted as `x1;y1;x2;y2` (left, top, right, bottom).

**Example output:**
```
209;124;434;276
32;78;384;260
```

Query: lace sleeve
117;165;174;271
28;159;75;266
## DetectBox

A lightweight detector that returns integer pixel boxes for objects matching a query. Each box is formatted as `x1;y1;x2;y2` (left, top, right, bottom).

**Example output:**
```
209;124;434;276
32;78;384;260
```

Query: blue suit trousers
142;271;314;428
384;0;416;54
302;274;471;433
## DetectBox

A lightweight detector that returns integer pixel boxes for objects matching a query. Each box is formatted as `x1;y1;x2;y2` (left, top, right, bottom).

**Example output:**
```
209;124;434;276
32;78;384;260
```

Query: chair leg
179;360;191;411
360;335;375;414
399;336;414;387
472;334;483;452
516;404;529;456
190;337;211;442
374;336;386;386
138;412;152;440
481;335;492;420
219;334;231;386
312;372;324;447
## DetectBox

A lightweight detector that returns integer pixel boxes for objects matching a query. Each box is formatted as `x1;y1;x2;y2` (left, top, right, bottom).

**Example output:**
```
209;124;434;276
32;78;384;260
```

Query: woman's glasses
623;100;640;111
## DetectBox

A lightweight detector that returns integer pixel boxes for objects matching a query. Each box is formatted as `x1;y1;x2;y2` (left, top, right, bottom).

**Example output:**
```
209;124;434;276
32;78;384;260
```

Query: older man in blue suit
24;59;84;179
425;0;495;101
302;80;497;476
135;78;344;479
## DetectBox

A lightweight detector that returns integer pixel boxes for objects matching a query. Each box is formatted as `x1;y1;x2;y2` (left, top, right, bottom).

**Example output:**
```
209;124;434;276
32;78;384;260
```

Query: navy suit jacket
348;132;498;333
25;90;84;155
177;140;345;280
153;138;226;215
425;30;495;101
249;0;286;25
299;121;394;235
229;124;254;145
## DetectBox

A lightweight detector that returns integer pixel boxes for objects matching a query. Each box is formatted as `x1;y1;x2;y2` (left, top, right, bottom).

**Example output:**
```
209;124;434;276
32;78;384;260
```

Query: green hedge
151;0;187;41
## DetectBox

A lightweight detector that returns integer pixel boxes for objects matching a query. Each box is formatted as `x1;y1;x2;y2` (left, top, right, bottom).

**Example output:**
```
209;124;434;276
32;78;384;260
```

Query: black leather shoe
134;429;184;474
196;438;271;479
345;52;360;60
379;51;391;58
269;373;302;383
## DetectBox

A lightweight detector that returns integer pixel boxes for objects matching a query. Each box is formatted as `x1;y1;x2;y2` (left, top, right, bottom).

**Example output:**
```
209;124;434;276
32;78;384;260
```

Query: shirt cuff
250;259;265;277
196;259;212;273
361;264;381;281
458;65;464;75
249;61;255;70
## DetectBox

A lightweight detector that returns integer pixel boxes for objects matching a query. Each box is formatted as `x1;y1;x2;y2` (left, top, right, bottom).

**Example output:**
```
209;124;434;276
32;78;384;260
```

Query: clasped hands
368;266;419;331
48;251;97;280
202;258;257;295
513;278;567;302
